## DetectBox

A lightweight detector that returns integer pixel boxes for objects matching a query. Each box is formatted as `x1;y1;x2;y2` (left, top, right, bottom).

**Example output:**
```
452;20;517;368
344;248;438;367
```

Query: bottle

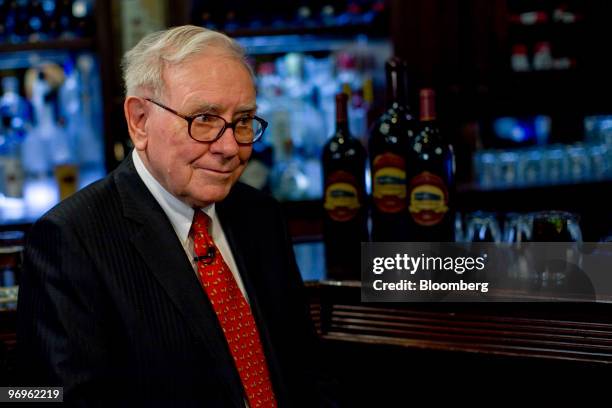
0;124;25;199
369;58;416;241
322;93;368;280
241;62;275;192
74;54;105;187
71;0;94;38
336;53;361;97
13;0;31;43
270;138;309;201
0;230;24;310
320;3;335;26
295;3;316;28
0;76;30;129
533;41;553;71
511;44;530;72
22;69;65;217
41;0;60;39
27;0;45;42
57;0;74;38
240;140;273;193
0;76;28;199
406;88;456;241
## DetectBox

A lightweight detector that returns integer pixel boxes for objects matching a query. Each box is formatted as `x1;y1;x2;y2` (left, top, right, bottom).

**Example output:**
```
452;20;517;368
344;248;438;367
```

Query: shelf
457;179;612;241
224;23;388;39
457;178;611;194
0;38;95;53
456;179;612;221
236;32;391;56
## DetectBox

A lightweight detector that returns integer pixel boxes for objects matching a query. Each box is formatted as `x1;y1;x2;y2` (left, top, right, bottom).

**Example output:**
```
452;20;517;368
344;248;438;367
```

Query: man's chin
182;169;244;206
183;184;233;207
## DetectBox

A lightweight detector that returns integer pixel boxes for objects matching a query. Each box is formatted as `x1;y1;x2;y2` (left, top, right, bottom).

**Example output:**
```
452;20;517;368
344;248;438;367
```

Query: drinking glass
464;211;502;243
531;211;582;242
503;212;533;243
473;151;498;188
530;211;584;290
542;146;569;185
517;148;543;187
566;144;592;182
497;151;519;188
588;143;609;181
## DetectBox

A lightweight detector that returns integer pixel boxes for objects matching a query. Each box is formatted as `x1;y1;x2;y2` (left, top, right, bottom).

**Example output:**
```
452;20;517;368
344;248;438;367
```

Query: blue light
510;124;527;143
42;0;56;14
493;115;550;145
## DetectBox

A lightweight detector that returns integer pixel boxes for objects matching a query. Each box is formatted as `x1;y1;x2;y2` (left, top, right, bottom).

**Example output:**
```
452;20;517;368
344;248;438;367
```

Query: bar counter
306;279;612;403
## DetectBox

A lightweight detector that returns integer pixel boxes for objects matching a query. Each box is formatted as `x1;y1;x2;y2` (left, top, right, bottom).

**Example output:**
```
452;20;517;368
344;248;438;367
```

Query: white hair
121;25;252;97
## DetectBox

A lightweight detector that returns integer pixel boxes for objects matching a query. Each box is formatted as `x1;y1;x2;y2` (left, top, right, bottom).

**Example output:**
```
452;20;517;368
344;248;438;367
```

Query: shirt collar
132;149;215;243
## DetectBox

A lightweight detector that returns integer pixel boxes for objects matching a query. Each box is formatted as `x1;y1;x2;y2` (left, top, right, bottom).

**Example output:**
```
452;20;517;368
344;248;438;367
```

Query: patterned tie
191;210;277;408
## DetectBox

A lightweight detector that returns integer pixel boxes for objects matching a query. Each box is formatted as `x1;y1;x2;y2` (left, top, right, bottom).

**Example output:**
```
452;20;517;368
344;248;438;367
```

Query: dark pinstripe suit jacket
17;154;326;407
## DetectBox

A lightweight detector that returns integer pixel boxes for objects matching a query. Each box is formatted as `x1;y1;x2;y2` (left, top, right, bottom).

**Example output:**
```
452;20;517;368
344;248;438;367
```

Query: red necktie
191;210;277;408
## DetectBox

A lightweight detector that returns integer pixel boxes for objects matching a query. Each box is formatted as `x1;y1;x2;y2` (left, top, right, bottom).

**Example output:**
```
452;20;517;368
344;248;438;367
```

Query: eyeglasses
145;98;267;144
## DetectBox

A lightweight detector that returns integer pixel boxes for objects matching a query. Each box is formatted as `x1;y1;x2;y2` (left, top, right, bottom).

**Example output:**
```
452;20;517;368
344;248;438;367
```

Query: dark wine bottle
322;92;368;280
369;57;416;241
406;88;456;241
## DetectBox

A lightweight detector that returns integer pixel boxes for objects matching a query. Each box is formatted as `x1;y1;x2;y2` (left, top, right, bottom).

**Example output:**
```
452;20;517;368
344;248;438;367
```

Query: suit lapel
113;156;244;407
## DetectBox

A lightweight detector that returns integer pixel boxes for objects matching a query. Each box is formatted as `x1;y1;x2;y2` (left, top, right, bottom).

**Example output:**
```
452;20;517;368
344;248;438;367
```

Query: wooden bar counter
306;280;612;404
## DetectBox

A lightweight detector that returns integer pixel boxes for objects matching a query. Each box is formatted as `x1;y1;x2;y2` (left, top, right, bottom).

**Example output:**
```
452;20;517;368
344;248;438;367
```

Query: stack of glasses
473;142;612;189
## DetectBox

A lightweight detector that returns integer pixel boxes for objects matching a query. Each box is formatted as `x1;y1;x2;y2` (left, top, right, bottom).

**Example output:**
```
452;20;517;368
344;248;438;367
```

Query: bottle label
408;171;449;226
0;157;25;198
372;153;406;213
324;170;361;222
54;164;79;200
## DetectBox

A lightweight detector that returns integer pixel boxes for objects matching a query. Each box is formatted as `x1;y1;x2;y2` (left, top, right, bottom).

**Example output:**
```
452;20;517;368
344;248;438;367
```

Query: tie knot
191;210;211;237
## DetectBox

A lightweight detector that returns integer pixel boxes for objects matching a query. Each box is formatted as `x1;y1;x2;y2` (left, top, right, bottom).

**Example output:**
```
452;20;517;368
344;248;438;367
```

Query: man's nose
210;126;240;157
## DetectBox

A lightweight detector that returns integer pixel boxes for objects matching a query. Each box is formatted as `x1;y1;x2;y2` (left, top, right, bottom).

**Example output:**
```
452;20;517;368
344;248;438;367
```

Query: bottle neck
419;88;436;122
385;66;406;109
335;119;350;136
36;101;55;127
335;92;350;137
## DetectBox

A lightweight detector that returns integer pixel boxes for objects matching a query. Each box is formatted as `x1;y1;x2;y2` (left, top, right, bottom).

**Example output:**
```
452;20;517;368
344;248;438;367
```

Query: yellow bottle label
324;171;362;222
54;164;79;200
408;171;449;226
372;153;406;213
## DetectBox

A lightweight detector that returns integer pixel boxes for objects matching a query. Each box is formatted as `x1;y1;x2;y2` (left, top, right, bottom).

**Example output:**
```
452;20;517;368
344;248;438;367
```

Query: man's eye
237;116;253;126
195;114;213;123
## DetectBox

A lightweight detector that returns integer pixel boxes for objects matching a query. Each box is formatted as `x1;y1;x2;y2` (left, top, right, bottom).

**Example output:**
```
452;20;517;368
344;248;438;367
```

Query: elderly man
17;25;330;407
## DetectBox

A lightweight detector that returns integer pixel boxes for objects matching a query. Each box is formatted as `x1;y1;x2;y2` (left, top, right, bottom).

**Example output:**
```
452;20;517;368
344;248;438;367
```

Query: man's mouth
195;167;235;175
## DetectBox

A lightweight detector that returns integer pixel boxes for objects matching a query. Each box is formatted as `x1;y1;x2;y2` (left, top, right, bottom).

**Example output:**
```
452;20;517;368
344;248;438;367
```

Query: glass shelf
0;38;95;54
237;34;389;55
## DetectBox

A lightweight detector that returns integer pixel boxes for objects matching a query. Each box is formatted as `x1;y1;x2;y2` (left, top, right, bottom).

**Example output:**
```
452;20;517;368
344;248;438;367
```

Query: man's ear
124;96;149;150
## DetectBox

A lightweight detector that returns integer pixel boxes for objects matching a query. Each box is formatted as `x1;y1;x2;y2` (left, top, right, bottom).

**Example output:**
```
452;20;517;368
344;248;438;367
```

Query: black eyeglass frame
144;98;268;144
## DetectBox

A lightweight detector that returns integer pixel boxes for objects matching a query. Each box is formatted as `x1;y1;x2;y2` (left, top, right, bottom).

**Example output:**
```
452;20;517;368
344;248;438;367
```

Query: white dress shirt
132;149;249;300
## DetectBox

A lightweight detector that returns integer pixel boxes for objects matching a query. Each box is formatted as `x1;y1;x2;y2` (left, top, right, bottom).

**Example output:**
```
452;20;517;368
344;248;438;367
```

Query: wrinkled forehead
160;48;254;91
159;52;256;111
